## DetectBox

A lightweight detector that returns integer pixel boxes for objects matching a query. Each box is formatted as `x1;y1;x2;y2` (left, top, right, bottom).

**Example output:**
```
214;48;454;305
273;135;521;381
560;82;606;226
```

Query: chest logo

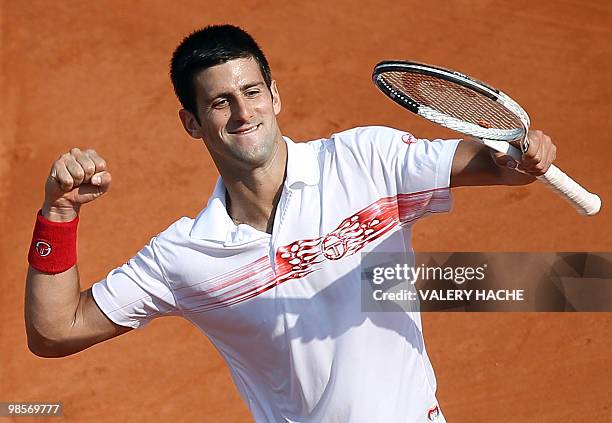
321;234;347;260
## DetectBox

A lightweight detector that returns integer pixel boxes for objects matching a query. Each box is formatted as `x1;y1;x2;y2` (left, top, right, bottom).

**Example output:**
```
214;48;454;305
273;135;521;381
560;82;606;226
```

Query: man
25;25;555;422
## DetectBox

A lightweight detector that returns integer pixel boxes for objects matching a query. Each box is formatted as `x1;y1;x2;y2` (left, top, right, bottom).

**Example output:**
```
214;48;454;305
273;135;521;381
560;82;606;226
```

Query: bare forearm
25;265;81;351
451;139;535;187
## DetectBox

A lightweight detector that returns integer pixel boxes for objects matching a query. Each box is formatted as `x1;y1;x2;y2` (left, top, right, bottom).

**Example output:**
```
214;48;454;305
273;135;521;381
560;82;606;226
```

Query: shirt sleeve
91;236;180;329
338;126;460;193
375;127;460;193
381;127;461;219
332;126;461;220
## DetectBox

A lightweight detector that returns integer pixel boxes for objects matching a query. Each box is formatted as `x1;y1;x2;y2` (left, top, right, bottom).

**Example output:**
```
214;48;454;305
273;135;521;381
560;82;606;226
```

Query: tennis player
25;25;555;422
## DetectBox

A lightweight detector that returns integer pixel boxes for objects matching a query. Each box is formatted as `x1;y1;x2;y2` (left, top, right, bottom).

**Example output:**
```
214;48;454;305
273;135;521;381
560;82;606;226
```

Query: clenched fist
43;148;111;222
492;130;557;176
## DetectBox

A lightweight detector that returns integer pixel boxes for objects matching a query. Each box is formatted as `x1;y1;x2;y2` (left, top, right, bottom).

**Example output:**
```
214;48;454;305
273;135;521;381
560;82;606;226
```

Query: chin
231;141;275;166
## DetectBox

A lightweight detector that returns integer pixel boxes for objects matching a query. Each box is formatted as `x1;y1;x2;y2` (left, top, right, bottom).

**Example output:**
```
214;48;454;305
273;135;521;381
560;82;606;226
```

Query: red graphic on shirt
180;256;278;313
275;189;450;283
181;189;450;312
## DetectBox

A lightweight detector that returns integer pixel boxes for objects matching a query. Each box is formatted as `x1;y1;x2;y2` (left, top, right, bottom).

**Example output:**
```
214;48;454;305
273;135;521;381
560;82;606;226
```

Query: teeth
234;125;258;134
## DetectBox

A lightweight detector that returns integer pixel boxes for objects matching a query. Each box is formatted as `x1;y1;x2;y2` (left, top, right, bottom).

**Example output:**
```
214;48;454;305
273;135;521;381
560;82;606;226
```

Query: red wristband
28;210;79;274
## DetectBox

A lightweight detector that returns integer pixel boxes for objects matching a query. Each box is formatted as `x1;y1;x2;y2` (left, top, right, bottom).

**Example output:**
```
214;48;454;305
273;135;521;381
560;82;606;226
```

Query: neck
220;140;288;233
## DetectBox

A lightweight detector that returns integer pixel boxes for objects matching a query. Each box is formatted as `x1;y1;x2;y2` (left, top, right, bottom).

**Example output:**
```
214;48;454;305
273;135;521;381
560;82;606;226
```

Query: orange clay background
2;1;612;422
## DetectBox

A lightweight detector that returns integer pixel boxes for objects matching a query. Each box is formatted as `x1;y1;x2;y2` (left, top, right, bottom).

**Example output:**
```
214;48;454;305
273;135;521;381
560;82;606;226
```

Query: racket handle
481;139;601;216
538;165;601;216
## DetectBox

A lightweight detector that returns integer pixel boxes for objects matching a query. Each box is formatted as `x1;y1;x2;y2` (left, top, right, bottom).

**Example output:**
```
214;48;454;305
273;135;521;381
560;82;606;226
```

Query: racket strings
380;71;524;134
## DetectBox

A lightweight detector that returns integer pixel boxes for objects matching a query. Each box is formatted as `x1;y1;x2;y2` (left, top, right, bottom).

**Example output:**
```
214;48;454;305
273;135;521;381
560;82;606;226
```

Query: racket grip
539;165;601;216
481;139;601;216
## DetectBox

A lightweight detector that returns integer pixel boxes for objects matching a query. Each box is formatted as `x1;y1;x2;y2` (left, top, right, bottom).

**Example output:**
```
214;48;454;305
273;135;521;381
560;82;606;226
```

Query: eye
245;89;261;98
212;99;229;109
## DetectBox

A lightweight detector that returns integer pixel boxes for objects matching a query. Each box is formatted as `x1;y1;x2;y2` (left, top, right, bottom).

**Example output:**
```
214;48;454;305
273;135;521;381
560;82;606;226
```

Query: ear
270;80;281;115
178;109;203;139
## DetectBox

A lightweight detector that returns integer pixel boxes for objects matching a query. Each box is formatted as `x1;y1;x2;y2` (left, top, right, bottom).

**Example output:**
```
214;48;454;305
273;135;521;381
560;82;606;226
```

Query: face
180;57;282;170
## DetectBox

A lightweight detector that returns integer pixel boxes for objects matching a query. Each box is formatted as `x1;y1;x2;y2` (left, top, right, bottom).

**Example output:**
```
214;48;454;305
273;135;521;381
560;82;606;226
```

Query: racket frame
373;60;531;153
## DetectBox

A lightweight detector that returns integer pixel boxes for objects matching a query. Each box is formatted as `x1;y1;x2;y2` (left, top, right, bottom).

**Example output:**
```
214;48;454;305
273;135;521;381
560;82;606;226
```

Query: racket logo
401;133;418;145
35;241;52;257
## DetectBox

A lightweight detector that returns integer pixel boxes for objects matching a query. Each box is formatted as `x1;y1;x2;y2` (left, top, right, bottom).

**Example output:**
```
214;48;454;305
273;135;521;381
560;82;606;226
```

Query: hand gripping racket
372;60;601;216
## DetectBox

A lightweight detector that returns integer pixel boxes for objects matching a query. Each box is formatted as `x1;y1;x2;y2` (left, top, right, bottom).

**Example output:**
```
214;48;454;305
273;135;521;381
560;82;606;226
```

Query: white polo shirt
92;126;460;423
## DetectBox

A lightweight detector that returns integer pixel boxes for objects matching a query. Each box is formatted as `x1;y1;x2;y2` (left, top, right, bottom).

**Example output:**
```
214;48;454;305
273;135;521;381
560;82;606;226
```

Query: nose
230;96;253;122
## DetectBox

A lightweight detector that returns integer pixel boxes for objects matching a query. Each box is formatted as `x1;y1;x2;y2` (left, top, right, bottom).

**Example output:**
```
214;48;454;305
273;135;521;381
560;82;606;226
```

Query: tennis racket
372;60;601;216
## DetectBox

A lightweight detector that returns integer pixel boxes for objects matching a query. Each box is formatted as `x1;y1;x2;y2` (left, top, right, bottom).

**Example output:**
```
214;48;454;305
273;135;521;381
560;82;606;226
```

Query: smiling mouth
229;124;261;135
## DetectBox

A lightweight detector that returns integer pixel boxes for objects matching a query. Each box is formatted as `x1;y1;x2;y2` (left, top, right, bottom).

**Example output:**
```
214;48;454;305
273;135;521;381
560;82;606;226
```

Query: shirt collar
190;136;319;242
283;135;320;188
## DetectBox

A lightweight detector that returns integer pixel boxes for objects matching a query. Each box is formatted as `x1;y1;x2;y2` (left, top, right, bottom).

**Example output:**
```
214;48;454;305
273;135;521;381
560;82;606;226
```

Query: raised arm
25;148;132;358
451;130;556;187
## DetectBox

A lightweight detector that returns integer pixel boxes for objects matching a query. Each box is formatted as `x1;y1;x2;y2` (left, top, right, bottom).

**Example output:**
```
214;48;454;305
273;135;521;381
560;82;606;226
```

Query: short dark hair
170;24;272;117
